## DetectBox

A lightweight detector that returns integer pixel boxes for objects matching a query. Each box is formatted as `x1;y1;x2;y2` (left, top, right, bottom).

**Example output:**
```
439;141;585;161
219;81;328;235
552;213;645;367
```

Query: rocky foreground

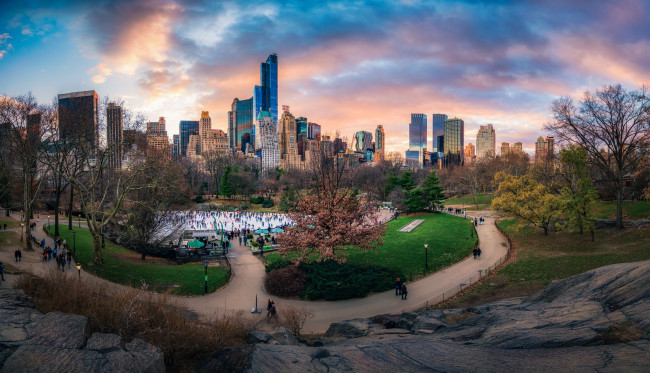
201;261;650;372
0;290;164;372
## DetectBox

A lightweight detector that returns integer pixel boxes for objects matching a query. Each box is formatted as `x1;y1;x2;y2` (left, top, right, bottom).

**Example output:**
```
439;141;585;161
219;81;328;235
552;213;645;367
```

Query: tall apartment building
172;134;180;158
146;117;170;156
257;111;279;174
211;129;229;153
228;97;254;153
187;134;199;159
464;143;476;164
303;139;319;167
501;142;511;157
442;118;464;167
260;54;278;124
199;111;211;155
511;142;523;153
278;110;301;170
106;103;123;170
407;113;427;168
308;122;321;140
535;136;555;162
57;90;99;147
476;123;495;158
354;131;373;152
375;125;385;162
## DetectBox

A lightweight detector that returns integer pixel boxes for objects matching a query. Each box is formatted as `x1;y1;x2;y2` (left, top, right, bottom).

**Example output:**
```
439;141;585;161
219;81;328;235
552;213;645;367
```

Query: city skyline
1;1;649;155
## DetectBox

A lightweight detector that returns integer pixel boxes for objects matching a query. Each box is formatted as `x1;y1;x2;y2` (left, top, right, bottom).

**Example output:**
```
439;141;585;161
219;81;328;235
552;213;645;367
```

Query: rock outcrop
0;289;165;373
201;260;650;372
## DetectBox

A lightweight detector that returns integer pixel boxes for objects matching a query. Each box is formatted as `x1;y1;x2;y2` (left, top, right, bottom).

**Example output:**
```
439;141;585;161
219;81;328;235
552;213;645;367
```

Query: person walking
395;277;401;296
0;261;5;281
477;246;482;259
401;282;408;300
15;249;20;262
473;247;478;259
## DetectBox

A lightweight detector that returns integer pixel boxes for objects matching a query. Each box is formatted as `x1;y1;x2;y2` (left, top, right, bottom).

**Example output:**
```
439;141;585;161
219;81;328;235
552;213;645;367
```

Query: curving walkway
0;209;508;333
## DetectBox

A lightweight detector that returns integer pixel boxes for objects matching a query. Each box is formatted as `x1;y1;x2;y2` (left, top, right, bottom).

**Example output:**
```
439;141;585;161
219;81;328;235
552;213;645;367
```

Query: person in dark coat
473;247;478;259
401;282;408;300
395;277;401;296
477;246;482;259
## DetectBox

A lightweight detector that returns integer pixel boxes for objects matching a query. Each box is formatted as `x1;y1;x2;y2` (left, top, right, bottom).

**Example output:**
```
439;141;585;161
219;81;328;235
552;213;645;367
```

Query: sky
1;0;649;155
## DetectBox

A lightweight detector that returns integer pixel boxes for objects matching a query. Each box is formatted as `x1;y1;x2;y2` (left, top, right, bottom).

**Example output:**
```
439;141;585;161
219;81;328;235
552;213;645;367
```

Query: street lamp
76;264;81;280
424;243;429;271
20;223;24;242
47;215;50;227
78;214;81;228
73;231;76;253
204;260;209;294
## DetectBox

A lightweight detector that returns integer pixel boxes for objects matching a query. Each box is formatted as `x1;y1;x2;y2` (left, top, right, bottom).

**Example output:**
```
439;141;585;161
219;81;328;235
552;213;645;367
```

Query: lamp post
424;243;429;271
20;223;24;242
47;215;50;226
73;231;76;253
76;264;81;280
78;214;81;228
204;260;209;294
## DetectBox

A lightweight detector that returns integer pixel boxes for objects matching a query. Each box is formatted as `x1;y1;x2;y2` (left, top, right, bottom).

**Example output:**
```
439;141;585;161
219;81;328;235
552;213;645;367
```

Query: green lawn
265;213;476;280
445;193;494;209
443;218;650;308
591;200;650;220
0;218;21;229
46;226;230;295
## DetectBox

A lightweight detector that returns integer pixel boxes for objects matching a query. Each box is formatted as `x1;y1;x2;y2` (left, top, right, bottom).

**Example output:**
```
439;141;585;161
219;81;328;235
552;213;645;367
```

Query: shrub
250;196;265;204
264;265;306;297
195;195;205;203
238;203;250;211
262;199;275;208
278;305;314;338
246;233;254;239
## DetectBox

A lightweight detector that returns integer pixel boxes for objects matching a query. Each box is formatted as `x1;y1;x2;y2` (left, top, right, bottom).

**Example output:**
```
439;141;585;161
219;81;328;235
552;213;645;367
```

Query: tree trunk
590;228;595;242
543;226;548;236
92;231;104;264
616;176;624;229
54;187;61;236
23;172;33;251
68;187;74;230
141;253;147;261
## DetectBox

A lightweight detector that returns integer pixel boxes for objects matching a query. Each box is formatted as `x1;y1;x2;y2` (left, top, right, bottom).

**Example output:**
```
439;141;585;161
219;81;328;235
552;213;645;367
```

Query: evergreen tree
385;171;400;195
399;170;416;191
279;186;298;212
403;187;427;213
422;170;445;209
220;164;234;197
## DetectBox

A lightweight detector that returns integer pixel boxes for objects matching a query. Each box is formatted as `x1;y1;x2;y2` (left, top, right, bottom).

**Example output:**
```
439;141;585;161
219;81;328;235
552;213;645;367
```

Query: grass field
45;226;230;295
444;193;494;210
443;219;650;308
591;200;650;220
265;212;476;280
0;218;22;229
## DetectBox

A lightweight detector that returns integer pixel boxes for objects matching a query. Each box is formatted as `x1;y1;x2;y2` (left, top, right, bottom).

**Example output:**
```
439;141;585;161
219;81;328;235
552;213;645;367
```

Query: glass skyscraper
179;120;199;157
443;118;464;167
431;113;447;153
409;114;427;152
57;90;99;147
260;54;278;124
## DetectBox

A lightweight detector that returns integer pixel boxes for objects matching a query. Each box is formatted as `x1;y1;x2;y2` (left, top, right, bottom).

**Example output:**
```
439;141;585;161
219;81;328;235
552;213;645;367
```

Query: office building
545;136;555;159
464;143;476;164
172;134;180;158
278;110;302;170
511;142;523;153
260;54;278;124
431;114;447;153
375;125;385;162
501;142;511;157
354;131;373;152
476;124;496;159
199;111;211;155
303;139;319;166
408;114;427;168
308;122;321;140
26;113;41;147
146;117;170;156
106;103;123;170
257;111;279;174
229;97;254;153
442;118;464;167
57;90;99;147
333;137;346;154
535;136;555;162
187;134;199;159
180;120;199;157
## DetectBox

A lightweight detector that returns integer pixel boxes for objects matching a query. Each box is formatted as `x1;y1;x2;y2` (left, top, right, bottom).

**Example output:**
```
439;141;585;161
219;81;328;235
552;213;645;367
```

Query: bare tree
546;84;650;229
203;151;232;197
0;93;55;250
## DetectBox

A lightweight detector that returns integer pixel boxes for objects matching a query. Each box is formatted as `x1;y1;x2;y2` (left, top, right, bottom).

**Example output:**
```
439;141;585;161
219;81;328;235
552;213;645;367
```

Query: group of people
473;246;482;259
266;298;277;317
394;278;408;300
160;210;294;233
14;249;22;262
473;217;485;226
41;237;72;272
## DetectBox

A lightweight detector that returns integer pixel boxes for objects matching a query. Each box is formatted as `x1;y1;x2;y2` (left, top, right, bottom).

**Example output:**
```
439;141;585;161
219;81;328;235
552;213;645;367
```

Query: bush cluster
264;265;306;297
264;260;404;301
262;199;275;208
250;196;265;204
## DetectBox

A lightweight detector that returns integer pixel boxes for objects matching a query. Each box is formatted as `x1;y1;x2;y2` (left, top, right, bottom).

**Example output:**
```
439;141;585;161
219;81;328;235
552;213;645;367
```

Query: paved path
0;209;508;334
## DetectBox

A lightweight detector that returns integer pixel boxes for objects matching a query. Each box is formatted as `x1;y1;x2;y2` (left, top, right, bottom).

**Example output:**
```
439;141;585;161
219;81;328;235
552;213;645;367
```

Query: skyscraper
545;136;555;159
375;125;385;162
408;114;427;167
464;143;475;164
431;114;447;153
535;136;545;161
180;120;199;157
442;118;464;167
512;142;523;153
308;122;321;140
228;97;254;153
260;54;278;124
199;111;211;155
278;109;301;170
57;90;99;147
501;142;511;157
257;111;279;174
172;134;180;158
354;131;373;152
106;103;123;170
476;124;496;159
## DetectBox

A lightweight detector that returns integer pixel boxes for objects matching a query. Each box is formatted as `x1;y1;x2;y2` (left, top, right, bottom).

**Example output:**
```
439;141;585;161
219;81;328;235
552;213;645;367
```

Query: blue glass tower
260;54;278;124
409;114;427;152
431;113;447;153
179;120;199;157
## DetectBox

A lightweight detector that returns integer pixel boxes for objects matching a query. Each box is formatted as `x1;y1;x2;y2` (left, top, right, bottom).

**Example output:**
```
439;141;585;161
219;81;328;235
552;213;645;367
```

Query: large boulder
324;318;384;340
0;289;42;348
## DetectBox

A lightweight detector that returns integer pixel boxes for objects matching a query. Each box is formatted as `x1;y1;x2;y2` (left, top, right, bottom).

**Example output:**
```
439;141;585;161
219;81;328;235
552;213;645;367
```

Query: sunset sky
1;0;649;155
